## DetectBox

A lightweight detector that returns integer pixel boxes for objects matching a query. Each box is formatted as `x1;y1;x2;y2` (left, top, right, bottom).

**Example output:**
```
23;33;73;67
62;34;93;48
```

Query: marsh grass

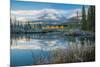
50;44;95;63
31;41;95;65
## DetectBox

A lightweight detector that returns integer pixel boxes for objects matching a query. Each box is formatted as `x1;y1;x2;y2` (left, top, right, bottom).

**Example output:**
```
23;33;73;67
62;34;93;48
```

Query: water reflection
11;33;95;66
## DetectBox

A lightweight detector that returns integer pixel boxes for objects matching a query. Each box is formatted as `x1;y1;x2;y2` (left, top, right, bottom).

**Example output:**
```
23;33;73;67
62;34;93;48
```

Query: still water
10;33;95;66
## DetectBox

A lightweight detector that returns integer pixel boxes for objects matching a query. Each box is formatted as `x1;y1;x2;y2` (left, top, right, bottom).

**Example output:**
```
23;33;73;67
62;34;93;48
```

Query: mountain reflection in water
10;33;95;66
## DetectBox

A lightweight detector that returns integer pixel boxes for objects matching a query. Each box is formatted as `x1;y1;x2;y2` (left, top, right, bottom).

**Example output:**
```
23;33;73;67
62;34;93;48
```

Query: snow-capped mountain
36;9;67;22
11;9;81;24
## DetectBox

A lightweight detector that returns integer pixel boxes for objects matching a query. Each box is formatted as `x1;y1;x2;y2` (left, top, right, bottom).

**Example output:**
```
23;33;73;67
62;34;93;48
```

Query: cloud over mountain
11;8;82;22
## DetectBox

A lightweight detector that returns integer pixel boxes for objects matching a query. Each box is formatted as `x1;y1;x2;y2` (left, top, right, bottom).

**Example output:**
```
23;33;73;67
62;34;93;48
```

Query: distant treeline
10;5;95;35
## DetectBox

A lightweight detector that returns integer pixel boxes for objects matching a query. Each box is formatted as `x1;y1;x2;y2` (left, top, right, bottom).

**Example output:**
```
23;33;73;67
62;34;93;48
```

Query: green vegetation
81;6;95;33
10;5;95;36
87;6;95;32
81;6;87;30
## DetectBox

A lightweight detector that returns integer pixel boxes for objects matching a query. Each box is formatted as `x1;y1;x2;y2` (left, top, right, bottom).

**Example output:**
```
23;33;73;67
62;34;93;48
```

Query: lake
10;33;95;66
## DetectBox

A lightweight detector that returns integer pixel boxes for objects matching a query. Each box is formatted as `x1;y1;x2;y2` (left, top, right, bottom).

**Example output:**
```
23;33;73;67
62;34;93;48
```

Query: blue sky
11;0;84;10
11;0;89;21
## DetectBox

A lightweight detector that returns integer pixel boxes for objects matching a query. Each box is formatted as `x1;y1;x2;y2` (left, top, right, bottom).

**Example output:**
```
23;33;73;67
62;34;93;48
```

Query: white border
0;0;99;67
0;0;10;67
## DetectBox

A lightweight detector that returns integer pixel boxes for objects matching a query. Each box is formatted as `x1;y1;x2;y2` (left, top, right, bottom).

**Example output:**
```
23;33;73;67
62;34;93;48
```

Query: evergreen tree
87;6;95;32
81;6;87;30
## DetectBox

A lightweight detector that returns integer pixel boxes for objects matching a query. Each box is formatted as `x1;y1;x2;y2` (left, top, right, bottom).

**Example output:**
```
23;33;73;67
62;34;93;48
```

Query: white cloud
11;9;63;16
67;9;82;19
11;8;83;21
